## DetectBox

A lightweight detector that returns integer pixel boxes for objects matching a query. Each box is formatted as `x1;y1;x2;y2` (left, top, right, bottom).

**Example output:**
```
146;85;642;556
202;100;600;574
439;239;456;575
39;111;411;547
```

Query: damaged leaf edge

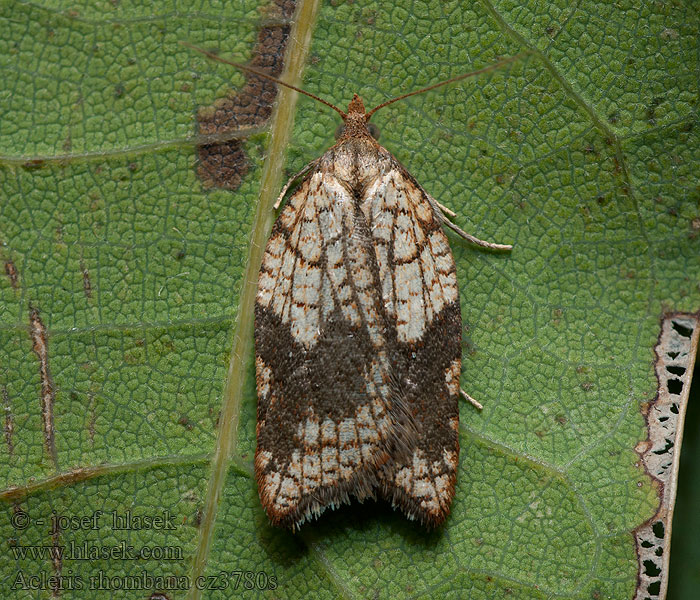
633;311;700;600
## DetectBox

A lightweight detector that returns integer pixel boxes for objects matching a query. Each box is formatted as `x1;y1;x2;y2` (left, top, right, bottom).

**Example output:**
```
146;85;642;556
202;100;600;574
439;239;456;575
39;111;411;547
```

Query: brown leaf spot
178;416;194;431
4;260;19;290
196;0;296;190
552;307;563;326
192;508;203;528
3;387;14;456
81;263;92;298
28;306;59;469
21;159;46;171
87;392;97;447
197;140;249;190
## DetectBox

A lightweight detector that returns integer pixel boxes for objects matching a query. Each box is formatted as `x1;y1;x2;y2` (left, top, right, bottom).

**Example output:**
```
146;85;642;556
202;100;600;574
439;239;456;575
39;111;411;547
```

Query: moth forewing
183;43;515;529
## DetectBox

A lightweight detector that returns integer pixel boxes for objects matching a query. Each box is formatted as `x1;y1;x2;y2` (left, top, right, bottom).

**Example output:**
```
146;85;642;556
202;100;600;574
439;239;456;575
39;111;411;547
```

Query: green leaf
1;0;698;599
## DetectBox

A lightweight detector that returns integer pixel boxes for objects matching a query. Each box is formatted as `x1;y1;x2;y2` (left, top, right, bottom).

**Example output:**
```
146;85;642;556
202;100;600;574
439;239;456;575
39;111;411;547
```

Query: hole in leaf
652;521;665;539
670;403;679;414
644;560;662;577
653;439;674;455
667;351;679;359
671;320;693;338
647;580;661;596
667;378;684;394
641;540;654;548
666;365;686;376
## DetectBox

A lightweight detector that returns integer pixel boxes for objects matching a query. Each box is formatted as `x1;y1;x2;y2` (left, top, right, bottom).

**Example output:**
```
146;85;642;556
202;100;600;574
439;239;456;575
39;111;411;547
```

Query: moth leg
460;388;484;411
273;159;318;210
427;194;513;251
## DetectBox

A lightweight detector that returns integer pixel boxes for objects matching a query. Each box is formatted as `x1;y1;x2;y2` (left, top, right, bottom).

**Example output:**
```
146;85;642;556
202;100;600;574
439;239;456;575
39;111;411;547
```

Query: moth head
335;94;379;141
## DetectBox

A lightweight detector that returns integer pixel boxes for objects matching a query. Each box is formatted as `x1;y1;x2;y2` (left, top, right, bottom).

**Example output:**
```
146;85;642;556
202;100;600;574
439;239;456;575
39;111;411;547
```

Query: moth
184;43;514;529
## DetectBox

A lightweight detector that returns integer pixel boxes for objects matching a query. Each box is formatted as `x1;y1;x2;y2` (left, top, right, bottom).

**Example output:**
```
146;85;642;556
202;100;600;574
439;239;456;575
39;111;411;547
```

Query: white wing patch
392;448;456;519
258;172;389;349
445;358;461;397
261;400;392;517
360;168;458;343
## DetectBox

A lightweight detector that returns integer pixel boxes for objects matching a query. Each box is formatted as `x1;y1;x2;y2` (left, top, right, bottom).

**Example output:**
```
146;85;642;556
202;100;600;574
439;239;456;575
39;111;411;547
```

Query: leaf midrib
185;1;324;597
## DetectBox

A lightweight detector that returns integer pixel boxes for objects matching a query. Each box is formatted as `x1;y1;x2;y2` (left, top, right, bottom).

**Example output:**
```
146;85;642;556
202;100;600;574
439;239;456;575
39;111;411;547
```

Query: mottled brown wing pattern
254;167;416;529
359;159;461;526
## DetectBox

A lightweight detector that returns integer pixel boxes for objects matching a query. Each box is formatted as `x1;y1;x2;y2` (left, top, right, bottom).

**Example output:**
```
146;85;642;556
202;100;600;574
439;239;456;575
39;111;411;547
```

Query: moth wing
360;159;461;527
255;168;415;529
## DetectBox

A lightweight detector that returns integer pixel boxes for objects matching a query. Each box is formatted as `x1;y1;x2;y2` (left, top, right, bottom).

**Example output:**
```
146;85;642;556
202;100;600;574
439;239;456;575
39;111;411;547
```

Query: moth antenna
180;41;347;119
366;53;526;119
